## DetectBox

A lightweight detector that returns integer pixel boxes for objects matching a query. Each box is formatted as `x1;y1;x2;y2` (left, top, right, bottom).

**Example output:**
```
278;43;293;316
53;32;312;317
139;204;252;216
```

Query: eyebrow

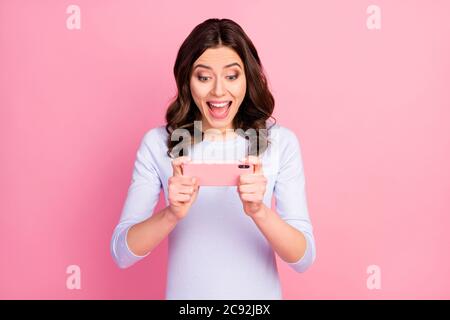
193;62;242;71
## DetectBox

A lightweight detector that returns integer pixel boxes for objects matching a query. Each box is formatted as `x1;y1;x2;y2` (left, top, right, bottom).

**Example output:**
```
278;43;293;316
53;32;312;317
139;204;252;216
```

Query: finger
241;193;263;202
171;156;191;177
170;175;197;186
249;155;263;174
177;185;195;195
239;173;267;185
240;155;263;174
238;183;259;194
173;193;191;203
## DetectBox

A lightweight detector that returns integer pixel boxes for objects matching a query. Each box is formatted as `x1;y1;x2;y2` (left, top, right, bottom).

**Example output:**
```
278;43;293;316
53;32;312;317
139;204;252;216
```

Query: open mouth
206;101;232;120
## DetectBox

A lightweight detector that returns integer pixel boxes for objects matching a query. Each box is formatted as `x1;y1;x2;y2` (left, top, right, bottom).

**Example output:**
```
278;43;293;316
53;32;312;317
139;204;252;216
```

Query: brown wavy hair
165;18;276;158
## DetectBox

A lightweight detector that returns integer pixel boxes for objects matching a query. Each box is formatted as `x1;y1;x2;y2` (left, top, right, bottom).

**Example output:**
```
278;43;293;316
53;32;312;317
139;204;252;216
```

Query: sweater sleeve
110;128;163;269
273;128;316;273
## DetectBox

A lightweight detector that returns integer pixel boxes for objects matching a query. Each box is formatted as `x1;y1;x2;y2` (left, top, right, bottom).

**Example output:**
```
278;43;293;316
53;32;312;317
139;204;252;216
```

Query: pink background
1;0;449;299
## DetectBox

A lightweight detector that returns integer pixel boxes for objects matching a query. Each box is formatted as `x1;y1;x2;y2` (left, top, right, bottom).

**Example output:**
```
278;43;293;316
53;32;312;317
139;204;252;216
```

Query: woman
111;18;316;299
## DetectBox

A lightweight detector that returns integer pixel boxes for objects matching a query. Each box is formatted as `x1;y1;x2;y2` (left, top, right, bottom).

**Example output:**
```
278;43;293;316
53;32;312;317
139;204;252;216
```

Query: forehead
194;46;243;68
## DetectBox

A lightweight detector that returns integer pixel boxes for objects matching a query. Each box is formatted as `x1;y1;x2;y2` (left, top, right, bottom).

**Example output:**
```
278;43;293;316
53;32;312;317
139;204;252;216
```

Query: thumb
240;155;263;174
171;156;191;177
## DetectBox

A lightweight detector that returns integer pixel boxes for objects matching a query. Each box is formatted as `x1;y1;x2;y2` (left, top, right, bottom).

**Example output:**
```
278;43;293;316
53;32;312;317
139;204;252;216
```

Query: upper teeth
209;102;230;108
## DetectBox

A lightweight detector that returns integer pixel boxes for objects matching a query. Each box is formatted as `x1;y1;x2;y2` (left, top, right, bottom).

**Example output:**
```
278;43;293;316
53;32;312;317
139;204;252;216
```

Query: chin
205;119;232;129
203;107;238;128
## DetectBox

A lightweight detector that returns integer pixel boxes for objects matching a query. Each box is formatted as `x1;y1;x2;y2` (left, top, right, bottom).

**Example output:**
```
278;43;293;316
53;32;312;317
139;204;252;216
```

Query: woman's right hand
167;156;199;221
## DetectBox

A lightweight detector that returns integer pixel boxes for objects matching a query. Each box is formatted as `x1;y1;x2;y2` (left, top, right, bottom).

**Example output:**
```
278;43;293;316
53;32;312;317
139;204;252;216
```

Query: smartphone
181;161;254;186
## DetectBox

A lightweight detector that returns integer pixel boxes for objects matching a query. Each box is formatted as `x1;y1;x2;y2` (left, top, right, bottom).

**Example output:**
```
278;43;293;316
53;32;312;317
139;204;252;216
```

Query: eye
197;76;209;82
227;75;238;80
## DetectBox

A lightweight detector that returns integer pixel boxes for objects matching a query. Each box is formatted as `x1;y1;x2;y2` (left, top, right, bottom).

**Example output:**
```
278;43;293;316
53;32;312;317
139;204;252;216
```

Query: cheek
190;81;207;108
189;80;199;98
230;78;246;99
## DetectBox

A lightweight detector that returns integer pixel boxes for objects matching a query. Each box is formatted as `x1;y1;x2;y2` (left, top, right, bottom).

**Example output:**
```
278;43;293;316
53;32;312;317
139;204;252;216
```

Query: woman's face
190;46;246;135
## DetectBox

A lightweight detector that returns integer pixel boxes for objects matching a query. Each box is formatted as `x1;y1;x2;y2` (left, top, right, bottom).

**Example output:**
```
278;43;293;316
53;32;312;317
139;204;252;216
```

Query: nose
211;77;226;97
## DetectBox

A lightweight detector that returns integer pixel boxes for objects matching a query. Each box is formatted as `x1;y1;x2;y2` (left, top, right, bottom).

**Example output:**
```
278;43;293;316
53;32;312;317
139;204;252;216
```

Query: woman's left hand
237;155;268;218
